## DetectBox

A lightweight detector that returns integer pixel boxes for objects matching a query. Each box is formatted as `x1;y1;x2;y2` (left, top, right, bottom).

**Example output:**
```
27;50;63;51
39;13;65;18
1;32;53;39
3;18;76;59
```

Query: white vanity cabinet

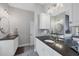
39;13;50;29
14;37;19;53
0;37;18;56
35;38;62;56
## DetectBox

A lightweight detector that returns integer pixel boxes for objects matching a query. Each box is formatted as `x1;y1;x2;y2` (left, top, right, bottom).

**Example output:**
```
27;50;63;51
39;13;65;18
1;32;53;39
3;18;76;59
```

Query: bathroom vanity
35;36;78;56
0;34;19;56
35;37;62;56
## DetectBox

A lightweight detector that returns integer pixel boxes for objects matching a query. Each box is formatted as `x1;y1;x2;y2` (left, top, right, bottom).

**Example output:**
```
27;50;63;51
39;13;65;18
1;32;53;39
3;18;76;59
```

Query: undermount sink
44;39;55;43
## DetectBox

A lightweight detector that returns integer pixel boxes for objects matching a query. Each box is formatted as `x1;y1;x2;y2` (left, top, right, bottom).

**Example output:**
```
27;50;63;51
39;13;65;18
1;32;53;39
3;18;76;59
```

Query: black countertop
36;36;79;56
0;34;18;41
51;33;64;35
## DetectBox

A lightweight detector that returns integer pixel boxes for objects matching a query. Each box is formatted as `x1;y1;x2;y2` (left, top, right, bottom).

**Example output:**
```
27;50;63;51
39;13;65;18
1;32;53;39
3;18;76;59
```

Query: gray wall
0;3;9;10
0;3;44;46
8;7;34;46
9;3;44;14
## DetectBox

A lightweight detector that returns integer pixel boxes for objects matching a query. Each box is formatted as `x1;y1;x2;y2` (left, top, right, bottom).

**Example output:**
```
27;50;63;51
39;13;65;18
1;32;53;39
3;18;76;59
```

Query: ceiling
38;3;63;7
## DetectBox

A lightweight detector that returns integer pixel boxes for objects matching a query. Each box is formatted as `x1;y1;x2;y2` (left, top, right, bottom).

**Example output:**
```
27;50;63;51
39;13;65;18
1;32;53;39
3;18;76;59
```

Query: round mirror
0;18;10;39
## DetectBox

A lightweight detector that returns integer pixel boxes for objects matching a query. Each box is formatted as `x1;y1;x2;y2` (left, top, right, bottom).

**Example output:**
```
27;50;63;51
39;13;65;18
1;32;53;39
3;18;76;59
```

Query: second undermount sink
44;39;55;43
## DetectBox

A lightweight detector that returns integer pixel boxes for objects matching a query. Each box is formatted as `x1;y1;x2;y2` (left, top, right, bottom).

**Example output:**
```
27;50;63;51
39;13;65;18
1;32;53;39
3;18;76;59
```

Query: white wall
8;3;44;37
0;3;44;46
8;3;44;46
72;4;79;26
9;3;44;34
8;7;34;46
0;3;9;10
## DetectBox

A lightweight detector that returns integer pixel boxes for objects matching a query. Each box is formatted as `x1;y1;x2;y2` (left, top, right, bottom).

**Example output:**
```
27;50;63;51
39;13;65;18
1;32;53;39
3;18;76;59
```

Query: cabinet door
40;13;50;29
0;40;14;56
14;37;19;52
36;38;45;56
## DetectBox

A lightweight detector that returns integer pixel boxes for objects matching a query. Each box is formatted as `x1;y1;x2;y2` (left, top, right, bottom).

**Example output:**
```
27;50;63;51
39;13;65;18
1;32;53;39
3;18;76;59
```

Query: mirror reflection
50;13;65;35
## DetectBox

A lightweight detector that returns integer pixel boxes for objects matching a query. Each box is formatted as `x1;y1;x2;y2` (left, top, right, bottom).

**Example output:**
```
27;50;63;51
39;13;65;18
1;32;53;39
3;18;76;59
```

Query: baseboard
18;43;34;47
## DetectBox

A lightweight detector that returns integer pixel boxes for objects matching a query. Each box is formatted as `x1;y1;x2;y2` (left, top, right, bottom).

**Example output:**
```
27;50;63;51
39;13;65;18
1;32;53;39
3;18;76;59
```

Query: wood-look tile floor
15;46;38;56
